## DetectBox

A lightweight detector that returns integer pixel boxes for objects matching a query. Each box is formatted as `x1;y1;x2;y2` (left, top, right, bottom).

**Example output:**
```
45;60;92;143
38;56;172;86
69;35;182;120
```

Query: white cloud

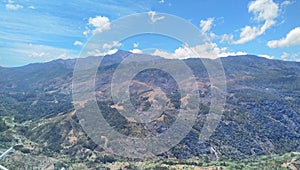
281;52;289;59
84;16;111;35
83;30;89;36
102;41;122;49
6;3;23;10
258;54;275;59
221;34;234;43
209;33;217;40
13;43;77;61
200;18;214;33
29;52;48;58
1;43;78;66
87;49;118;56
28;5;36;9
281;0;293;7
248;0;278;21
234;26;261;44
159;0;165;3
153;46;197;59
133;43;139;48
152;49;173;59
280;52;299;61
218;51;248;58
148;11;165;23
222;0;279;44
199;18;217;41
73;41;83;46
129;48;143;54
267;27;300;48
152;43;247;59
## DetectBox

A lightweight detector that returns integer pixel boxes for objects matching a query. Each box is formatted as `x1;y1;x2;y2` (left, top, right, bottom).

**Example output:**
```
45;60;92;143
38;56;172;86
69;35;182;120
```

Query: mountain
0;51;299;169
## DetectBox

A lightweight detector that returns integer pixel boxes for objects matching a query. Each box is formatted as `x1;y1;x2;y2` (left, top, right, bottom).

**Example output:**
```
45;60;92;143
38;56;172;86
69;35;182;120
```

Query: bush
0;119;8;132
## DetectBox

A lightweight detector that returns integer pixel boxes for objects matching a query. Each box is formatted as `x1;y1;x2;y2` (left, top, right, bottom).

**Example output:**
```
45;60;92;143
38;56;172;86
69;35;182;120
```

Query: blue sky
0;0;300;66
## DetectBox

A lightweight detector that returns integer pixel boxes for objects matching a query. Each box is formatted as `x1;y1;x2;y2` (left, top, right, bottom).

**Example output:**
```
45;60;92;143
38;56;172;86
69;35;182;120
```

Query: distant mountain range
0;51;299;168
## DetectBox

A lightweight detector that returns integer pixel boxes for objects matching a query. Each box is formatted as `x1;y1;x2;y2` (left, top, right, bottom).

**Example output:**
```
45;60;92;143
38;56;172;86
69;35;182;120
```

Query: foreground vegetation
1;150;299;169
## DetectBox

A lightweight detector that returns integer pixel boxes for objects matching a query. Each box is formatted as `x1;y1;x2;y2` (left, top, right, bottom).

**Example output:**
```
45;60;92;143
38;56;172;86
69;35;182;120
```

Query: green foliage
0;133;12;142
95;155;116;163
0;119;8;132
20;148;31;154
168;91;181;109
198;103;209;115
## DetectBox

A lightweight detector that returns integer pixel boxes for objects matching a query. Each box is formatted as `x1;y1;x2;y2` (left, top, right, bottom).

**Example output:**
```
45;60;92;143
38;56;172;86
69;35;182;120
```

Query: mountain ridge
0;51;299;168
2;50;300;69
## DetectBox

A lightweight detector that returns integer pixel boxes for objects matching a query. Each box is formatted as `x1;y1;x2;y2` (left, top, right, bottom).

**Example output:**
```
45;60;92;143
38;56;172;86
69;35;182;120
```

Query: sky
0;0;300;67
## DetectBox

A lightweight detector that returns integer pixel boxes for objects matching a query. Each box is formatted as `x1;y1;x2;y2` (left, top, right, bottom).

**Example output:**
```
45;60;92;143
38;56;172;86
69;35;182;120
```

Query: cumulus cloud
6;3;23;10
218;51;248;58
258;54;275;59
152;43;247;59
73;41;83;46
102;41;122;49
152;49;173;59
199;18;217;41
267;27;300;48
148;11;165;23
84;16;110;35
153;45;206;59
222;0;279;44
200;18;214;33
130;49;143;54
249;0;278;21
87;49;118;56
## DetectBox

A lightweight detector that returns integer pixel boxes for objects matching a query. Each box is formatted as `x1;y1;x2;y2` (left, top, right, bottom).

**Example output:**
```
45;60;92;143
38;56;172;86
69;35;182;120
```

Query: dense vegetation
0;51;299;169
